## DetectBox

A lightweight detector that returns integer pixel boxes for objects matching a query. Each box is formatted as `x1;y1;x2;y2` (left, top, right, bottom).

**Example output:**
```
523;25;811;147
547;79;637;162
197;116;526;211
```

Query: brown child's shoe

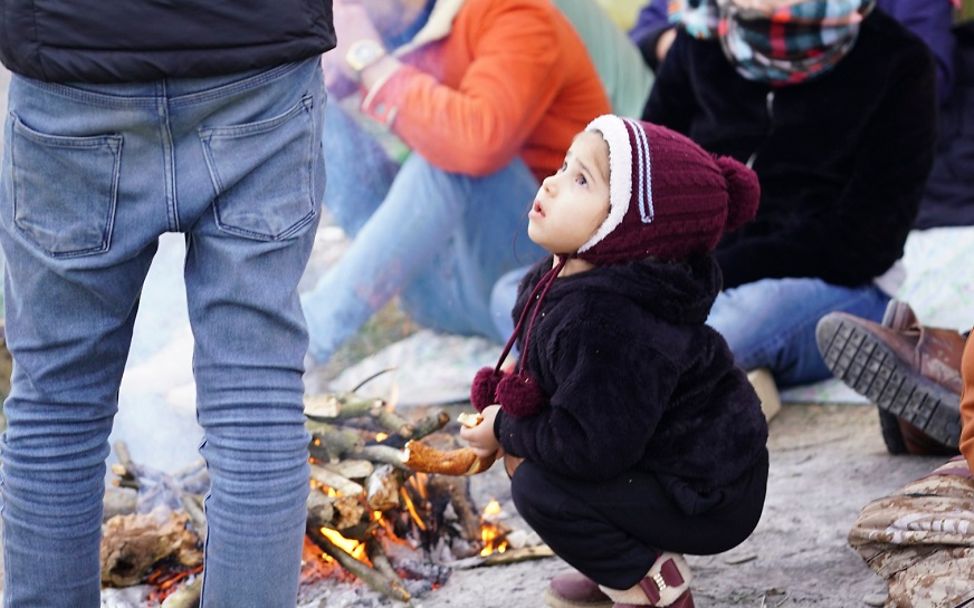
600;553;693;607
815;300;964;452
544;570;612;608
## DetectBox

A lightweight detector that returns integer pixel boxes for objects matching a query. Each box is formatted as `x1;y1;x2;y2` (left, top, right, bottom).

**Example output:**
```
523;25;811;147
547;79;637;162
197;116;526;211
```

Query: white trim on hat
628;118;654;223
579;115;634;254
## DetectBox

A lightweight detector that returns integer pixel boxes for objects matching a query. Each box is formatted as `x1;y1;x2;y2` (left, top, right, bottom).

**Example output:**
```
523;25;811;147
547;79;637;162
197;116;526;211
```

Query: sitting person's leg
490;266;531;342
847;330;974;605
707;277;890;387
302;153;543;363
849;457;974;608
319;100;399;235
400;157;545;342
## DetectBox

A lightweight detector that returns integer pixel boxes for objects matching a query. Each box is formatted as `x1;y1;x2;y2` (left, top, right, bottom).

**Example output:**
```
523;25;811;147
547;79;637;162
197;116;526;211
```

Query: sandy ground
406;403;943;608
285;403;943;608
0;401;947;607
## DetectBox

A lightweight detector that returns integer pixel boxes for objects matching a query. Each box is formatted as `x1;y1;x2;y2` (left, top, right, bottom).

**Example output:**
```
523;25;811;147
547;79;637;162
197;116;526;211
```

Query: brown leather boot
544;571;612;608
816;300;964;451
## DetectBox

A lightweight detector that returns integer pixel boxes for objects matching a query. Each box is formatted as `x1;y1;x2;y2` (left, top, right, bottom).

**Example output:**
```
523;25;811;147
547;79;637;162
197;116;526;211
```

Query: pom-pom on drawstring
470;367;504;412
495;372;547;417
471;256;569;417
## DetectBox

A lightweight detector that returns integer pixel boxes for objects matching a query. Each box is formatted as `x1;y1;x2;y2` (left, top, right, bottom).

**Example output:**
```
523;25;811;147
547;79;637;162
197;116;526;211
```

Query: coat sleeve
362;0;564;177
880;0;955;104
496;301;679;480
716;46;937;288
628;0;671;71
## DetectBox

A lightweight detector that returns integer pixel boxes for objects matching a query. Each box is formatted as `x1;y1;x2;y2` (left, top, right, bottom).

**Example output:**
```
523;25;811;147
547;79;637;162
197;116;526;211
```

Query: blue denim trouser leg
302;109;545;362
490;265;531;342
707;277;891;387
0;57;325;607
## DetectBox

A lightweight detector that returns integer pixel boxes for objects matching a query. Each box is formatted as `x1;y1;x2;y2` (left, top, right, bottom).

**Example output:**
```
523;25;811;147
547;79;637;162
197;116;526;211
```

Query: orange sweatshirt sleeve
959;331;974;473
362;0;564;177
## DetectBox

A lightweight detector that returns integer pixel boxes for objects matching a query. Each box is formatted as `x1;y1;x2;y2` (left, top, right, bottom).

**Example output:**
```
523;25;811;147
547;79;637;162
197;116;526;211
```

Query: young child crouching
460;115;769;607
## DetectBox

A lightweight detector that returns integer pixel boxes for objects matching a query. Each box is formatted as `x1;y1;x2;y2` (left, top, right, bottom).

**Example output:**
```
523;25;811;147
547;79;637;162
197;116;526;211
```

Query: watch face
347;40;385;72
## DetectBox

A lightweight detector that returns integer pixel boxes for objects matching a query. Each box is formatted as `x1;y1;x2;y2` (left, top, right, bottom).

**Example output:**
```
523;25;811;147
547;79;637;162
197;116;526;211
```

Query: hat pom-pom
715;155;760;232
471;367;504;412
496;372;547;418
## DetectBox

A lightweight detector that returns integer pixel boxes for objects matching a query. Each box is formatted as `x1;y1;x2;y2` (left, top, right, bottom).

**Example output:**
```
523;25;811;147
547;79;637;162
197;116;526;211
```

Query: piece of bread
401;440;495;476
457;412;485;428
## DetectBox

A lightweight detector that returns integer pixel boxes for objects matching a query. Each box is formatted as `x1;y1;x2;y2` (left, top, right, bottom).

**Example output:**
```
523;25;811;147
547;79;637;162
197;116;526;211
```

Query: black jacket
917;21;974;229
496;256;768;515
0;0;335;83
645;10;937;289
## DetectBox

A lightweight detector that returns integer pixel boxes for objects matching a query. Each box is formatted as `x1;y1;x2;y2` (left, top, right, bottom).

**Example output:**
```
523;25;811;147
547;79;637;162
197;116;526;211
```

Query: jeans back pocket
199;95;320;241
10;114;122;258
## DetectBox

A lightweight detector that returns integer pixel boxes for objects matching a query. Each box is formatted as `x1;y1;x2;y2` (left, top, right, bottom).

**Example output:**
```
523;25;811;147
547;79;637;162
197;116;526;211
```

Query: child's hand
459;404;501;459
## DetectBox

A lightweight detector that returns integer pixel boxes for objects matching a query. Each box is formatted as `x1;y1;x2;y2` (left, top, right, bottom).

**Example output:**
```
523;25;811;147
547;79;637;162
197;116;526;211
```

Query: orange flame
399;486;427;531
407;472;429;501
318;527;370;563
479;499;509;556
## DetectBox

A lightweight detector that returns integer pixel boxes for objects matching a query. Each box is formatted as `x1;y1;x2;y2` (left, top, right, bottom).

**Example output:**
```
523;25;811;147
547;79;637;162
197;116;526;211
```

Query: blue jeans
0;58;325;607
708;277;890;387
301;102;544;363
492;269;890;388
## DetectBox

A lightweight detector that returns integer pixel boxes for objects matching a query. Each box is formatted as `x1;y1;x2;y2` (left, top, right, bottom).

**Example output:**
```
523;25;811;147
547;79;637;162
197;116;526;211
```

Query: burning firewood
426;474;482;547
102;386;532;605
103;486;138;521
322;458;374;479
310;463;365;496
366;464;402;511
307;523;411;602
159;576;202;608
100;508;202;588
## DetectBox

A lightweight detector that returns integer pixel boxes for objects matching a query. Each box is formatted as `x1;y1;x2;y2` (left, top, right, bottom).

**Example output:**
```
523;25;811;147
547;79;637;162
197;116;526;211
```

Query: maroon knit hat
578;115;760;264
469;116;761;418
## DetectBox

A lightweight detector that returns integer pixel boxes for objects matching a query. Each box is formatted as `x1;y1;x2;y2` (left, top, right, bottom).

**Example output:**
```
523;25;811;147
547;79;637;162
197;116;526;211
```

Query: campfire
100;381;551;606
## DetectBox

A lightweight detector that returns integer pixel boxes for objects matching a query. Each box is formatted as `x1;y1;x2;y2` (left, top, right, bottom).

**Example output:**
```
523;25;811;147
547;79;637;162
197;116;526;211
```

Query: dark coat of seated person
644;5;937;389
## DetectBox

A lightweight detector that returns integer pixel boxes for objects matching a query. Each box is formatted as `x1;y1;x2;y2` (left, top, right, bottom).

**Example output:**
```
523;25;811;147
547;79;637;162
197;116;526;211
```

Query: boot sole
816;315;961;448
542;588;612;608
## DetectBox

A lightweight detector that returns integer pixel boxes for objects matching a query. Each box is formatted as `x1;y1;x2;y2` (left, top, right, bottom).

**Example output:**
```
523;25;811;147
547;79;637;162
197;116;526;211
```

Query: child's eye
575;173;587;186
559;161;568;173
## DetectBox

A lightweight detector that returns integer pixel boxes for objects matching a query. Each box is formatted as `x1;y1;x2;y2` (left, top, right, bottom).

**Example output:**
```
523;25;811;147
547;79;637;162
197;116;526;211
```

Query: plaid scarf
668;0;721;39
717;0;876;86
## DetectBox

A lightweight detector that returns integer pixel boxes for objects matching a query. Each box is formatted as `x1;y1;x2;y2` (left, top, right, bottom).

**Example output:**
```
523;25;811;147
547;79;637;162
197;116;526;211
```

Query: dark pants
511;455;769;590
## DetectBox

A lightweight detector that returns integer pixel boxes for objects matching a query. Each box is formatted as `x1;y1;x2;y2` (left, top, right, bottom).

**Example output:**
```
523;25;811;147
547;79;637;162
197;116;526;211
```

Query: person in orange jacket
300;0;610;367
960;332;974;470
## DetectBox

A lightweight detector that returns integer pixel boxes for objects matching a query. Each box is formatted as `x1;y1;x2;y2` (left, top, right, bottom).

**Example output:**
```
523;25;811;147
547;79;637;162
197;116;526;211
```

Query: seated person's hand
657;28;677;63
321;0;385;96
459;404;502;459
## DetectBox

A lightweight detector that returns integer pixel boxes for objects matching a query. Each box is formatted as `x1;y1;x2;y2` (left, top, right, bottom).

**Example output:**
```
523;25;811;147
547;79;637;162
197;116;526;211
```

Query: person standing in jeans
0;2;334;607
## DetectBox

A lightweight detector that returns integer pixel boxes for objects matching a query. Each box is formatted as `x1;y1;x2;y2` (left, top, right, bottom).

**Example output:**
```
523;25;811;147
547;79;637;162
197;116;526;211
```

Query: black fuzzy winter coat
495;256;769;515
0;0;335;83
644;10;937;289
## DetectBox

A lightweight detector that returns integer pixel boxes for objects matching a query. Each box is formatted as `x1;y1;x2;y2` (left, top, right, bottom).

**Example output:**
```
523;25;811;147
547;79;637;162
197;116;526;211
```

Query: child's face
528;131;610;255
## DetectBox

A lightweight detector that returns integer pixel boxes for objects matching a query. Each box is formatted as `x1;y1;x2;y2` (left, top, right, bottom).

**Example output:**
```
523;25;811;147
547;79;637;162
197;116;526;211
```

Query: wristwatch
345;39;387;74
